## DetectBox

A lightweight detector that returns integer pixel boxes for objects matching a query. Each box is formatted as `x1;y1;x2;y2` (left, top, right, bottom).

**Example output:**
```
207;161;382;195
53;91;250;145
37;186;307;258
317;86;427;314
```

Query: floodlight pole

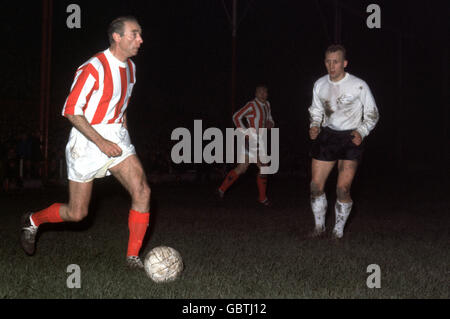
396;31;403;171
40;0;53;179
231;0;237;117
442;45;449;164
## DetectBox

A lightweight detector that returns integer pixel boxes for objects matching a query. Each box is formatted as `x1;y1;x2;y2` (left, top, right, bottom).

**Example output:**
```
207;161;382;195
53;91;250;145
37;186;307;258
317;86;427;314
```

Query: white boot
333;200;353;239
310;193;327;236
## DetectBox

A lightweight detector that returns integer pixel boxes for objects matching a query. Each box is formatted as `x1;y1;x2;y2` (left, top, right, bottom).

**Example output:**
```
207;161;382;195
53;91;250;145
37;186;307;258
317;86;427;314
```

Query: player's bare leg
109;154;151;268
61;181;94;221
110;155;150;212
309;159;335;237
20;181;93;256
234;162;250;175
332;160;358;239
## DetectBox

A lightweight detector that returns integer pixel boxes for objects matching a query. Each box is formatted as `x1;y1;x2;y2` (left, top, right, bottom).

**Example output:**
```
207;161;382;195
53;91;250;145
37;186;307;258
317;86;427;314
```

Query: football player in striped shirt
20;17;150;269
217;85;275;207
308;44;379;239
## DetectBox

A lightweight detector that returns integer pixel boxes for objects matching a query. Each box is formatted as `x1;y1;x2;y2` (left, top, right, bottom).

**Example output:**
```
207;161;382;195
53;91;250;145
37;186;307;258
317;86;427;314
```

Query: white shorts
236;129;268;164
65;124;136;183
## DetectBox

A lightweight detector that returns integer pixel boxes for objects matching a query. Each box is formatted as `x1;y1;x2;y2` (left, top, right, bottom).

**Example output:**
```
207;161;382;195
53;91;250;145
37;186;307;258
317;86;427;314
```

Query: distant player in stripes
308;44;379;239
217;85;275;207
20;16;150;269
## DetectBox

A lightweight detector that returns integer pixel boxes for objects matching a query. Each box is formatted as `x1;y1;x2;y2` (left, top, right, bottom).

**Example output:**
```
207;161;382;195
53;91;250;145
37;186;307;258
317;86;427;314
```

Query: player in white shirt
308;45;379;239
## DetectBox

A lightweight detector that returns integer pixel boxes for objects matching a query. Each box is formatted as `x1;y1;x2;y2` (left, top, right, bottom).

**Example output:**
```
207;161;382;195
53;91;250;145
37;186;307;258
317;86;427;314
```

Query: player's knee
310;181;324;198
68;208;88;222
235;164;248;175
142;183;151;201
336;185;351;201
132;181;151;203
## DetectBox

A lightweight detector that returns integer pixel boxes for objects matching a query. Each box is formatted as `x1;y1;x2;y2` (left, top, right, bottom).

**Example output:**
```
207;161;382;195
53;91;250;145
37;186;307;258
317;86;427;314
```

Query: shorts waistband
90;123;124;128
323;126;355;134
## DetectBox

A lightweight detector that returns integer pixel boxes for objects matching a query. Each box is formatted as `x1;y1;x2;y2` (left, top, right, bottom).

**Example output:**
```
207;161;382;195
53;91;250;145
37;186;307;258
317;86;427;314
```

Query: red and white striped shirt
232;99;274;130
62;48;136;125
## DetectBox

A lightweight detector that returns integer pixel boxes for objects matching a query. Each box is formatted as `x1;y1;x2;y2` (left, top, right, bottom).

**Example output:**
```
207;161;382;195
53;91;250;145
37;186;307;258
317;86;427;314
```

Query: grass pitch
0;171;448;299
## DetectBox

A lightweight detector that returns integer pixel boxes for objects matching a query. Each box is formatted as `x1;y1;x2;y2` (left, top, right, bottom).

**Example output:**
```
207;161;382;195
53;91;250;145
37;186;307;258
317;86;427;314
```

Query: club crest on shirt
337;94;355;106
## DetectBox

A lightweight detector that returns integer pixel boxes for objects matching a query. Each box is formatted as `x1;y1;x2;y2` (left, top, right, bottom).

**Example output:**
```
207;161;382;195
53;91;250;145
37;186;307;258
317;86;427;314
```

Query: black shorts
310;127;364;161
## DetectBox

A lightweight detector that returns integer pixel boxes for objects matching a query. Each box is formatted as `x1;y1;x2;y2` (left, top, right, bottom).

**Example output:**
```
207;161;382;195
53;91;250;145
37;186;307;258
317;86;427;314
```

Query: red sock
31;203;63;227
127;209;150;257
256;175;268;202
219;169;239;193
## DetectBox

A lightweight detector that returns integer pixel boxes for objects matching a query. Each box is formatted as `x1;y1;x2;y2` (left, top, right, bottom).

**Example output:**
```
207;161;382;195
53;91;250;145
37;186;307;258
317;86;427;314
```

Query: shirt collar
327;72;349;85
104;48;128;68
255;98;267;105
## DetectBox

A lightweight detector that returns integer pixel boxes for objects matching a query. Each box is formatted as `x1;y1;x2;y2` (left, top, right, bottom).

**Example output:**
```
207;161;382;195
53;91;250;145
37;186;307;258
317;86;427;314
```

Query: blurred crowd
0;129;41;191
0;125;226;192
0;112;306;192
0;128;66;191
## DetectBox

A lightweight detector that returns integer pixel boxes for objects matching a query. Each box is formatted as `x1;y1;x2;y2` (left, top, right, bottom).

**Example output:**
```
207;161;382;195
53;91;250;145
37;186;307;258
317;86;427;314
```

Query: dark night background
1;0;449;178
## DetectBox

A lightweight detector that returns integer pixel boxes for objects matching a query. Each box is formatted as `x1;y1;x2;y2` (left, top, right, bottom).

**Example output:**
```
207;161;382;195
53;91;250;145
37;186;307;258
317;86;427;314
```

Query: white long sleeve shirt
308;73;379;139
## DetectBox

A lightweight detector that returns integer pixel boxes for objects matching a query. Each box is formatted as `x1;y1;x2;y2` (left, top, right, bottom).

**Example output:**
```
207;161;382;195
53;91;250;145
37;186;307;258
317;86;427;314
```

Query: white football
144;246;183;283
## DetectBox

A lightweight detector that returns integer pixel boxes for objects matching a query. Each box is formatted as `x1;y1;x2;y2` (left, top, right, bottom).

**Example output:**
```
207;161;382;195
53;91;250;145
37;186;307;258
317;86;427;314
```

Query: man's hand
266;120;274;129
65;114;123;158
350;130;362;146
309;126;320;140
98;139;123;158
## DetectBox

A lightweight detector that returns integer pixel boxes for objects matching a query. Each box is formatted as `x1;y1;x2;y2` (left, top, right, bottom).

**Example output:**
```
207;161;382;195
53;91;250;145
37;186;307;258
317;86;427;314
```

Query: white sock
311;193;327;230
29;214;37;227
333;200;353;237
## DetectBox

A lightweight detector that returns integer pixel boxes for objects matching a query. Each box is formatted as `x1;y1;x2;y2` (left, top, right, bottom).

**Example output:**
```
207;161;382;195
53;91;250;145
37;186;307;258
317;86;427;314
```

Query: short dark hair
325;44;347;60
107;16;138;45
255;84;268;91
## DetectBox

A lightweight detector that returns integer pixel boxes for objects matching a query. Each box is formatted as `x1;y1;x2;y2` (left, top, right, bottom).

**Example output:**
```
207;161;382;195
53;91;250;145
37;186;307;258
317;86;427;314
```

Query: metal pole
19;159;23;179
40;0;52;179
396;31;403;172
231;0;237;117
40;0;48;155
442;45;449;165
45;0;53;179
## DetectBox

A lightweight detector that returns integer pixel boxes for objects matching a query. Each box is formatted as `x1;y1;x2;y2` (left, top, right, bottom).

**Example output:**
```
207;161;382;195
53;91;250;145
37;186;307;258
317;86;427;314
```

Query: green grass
0;172;448;299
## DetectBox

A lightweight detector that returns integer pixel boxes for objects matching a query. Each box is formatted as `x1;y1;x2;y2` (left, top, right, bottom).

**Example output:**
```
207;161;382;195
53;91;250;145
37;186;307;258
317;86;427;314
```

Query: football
144;246;183;283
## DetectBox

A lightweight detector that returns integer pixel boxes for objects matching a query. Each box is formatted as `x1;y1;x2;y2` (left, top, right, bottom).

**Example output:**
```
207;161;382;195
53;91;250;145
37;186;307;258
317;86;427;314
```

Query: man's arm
355;81;379;140
62;63;99;117
232;103;253;129
123;111;128;130
65;114;122;158
266;102;275;129
62;62;122;157
308;83;323;140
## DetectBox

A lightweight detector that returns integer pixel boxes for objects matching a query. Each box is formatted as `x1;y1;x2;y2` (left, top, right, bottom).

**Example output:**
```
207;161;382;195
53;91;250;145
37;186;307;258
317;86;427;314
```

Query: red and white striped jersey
232;99;274;130
62;48;136;125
